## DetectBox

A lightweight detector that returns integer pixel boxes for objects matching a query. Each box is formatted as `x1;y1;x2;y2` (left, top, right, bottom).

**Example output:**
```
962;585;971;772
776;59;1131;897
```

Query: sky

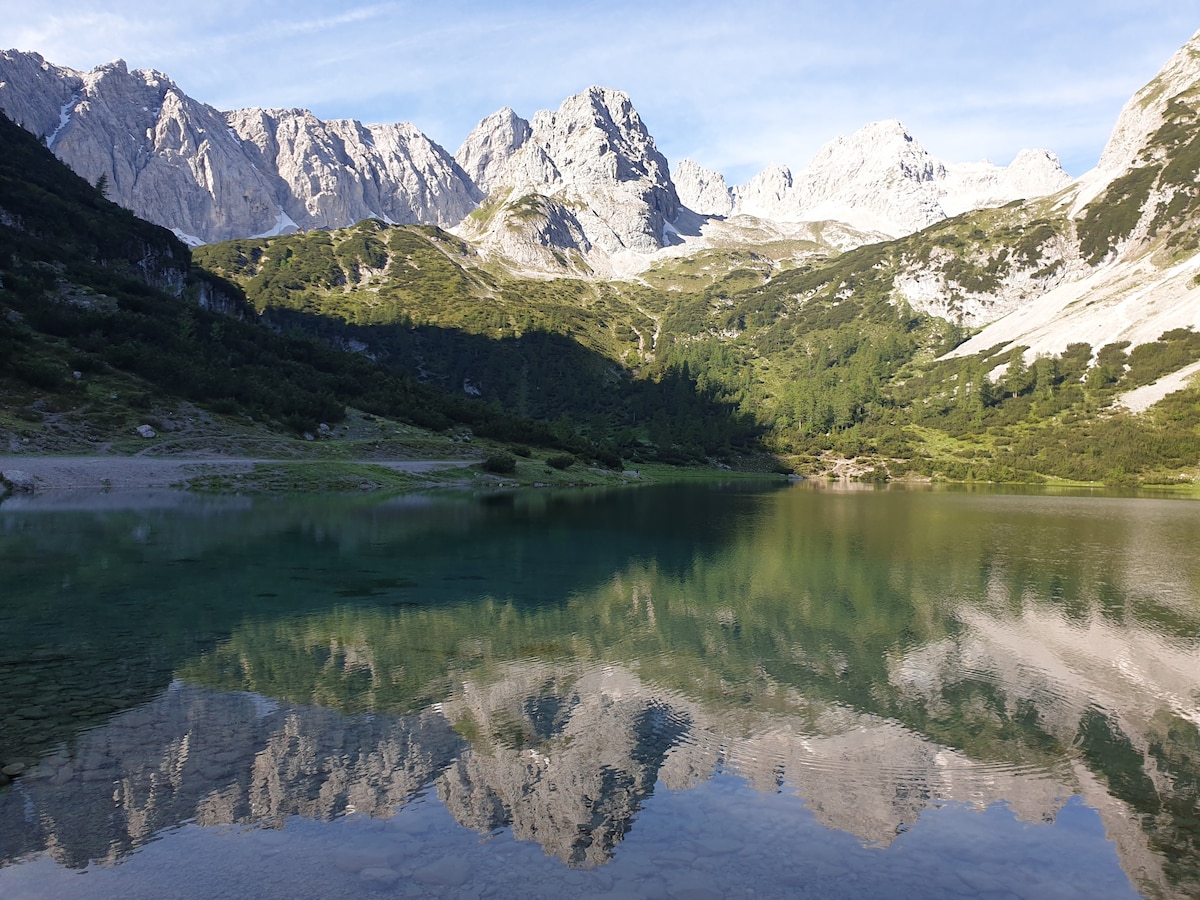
3;1;1200;182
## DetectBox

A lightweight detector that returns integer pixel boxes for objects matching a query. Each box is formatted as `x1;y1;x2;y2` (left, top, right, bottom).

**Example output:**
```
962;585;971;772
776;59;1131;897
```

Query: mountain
5;31;1200;485
725;120;1071;237
1;50;1072;274
0;51;480;244
671;158;733;217
945;28;1200;396
0;105;653;463
454;86;680;272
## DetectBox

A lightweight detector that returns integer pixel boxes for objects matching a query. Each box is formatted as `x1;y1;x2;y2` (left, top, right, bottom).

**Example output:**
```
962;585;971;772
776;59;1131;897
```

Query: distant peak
583;85;630;102
561;86;636;122
848;119;915;143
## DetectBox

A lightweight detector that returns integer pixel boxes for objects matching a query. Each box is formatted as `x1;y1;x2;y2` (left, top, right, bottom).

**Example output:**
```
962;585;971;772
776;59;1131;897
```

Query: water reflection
1;485;1198;897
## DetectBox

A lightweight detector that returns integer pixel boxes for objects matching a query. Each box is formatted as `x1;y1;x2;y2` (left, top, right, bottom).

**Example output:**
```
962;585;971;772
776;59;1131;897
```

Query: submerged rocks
0;470;36;495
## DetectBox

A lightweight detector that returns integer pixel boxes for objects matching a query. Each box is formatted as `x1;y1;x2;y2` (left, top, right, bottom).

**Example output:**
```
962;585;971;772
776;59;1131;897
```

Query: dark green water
0;482;1198;898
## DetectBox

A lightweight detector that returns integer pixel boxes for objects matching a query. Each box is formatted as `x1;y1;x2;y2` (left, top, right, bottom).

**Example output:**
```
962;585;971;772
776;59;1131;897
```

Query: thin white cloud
268;3;396;37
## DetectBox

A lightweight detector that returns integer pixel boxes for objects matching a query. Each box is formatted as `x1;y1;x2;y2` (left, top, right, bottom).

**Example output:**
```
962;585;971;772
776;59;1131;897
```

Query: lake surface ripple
1;483;1198;898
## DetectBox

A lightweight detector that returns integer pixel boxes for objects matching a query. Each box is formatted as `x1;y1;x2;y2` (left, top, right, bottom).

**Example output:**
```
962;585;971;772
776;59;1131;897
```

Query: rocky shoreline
0;457;471;494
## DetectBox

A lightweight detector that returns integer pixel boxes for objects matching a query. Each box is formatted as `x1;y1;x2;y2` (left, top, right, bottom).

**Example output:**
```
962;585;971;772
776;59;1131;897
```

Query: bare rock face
466;193;594;273
0;50;82;140
227;108;482;234
456;86;679;262
941;149;1072;216
0;55;282;242
731;120;1069;237
0;51;481;243
1095;29;1200;177
673;158;734;216
1;50;1076;267
454;107;532;194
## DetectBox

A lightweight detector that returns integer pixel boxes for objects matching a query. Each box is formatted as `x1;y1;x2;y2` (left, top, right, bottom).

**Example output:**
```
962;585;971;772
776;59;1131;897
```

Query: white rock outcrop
227;108;481;233
455;86;679;259
1;50;1073;268
453;107;532;195
730;120;1070;237
941;149;1073;216
1097;29;1200;177
672;158;734;216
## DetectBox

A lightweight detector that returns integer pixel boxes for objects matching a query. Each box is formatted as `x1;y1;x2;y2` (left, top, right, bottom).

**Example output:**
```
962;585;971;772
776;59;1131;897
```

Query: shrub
594;449;622;469
481;453;517;474
546;454;575;470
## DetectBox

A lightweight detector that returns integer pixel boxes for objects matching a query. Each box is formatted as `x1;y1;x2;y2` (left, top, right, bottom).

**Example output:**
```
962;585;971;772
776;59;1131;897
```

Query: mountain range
0;49;1069;265
2;31;1200;484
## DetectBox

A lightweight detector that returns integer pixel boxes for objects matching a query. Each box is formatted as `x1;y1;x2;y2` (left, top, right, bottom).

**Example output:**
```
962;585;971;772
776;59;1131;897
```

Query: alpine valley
3;31;1200;485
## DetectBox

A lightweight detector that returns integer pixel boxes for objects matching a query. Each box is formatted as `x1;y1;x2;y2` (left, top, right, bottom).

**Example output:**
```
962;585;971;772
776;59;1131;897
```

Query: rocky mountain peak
1;47;1077;269
673;158;733;216
0;49;83;143
0;51;481;243
456;85;679;262
526;85;670;190
455;106;531;193
730;121;945;234
807;119;945;186
1096;28;1200;175
729;118;1069;238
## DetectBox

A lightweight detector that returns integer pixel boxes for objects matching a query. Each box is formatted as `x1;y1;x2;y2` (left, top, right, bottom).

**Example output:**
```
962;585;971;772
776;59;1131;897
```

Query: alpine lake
1;480;1198;899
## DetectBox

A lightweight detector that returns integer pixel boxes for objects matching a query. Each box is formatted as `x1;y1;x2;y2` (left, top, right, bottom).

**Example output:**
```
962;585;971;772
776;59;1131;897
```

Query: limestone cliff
0;51;480;243
455;86;680;266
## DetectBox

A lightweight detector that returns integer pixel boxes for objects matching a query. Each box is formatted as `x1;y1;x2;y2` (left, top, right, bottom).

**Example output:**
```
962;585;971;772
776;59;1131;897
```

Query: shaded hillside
0;111;758;464
196;221;761;463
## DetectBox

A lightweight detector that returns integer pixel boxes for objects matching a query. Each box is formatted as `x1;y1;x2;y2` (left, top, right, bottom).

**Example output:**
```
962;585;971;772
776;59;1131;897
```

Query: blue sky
4;1;1199;181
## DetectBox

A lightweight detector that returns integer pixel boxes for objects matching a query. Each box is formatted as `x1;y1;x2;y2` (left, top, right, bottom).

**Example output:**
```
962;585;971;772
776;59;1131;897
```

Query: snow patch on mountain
252;209;299;239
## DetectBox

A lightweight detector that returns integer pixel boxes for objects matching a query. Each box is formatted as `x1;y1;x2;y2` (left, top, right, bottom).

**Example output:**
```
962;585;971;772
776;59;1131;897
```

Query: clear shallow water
0;483;1197;898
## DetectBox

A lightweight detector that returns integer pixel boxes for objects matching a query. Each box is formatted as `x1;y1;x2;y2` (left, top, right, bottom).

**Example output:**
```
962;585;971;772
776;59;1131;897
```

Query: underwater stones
0;470;36;494
359;867;400;888
413;855;471;887
333;847;392;875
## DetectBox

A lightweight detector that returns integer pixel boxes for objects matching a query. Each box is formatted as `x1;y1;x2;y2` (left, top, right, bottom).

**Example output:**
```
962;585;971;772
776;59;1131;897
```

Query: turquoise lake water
0;482;1197;898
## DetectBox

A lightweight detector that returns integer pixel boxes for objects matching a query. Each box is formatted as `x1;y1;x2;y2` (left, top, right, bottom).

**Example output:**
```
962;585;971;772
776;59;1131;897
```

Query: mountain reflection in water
0;484;1197;898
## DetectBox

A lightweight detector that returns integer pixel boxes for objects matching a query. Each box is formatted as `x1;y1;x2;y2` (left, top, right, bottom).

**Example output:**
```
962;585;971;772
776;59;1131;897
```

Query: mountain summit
454;86;679;270
726;120;1070;236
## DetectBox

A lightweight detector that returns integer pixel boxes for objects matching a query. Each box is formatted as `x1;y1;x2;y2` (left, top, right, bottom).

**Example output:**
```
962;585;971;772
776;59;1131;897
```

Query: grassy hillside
195;223;762;464
196;203;1200;486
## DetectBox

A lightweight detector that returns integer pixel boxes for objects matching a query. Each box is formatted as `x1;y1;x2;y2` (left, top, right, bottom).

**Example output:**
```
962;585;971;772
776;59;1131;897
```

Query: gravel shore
0;457;471;492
